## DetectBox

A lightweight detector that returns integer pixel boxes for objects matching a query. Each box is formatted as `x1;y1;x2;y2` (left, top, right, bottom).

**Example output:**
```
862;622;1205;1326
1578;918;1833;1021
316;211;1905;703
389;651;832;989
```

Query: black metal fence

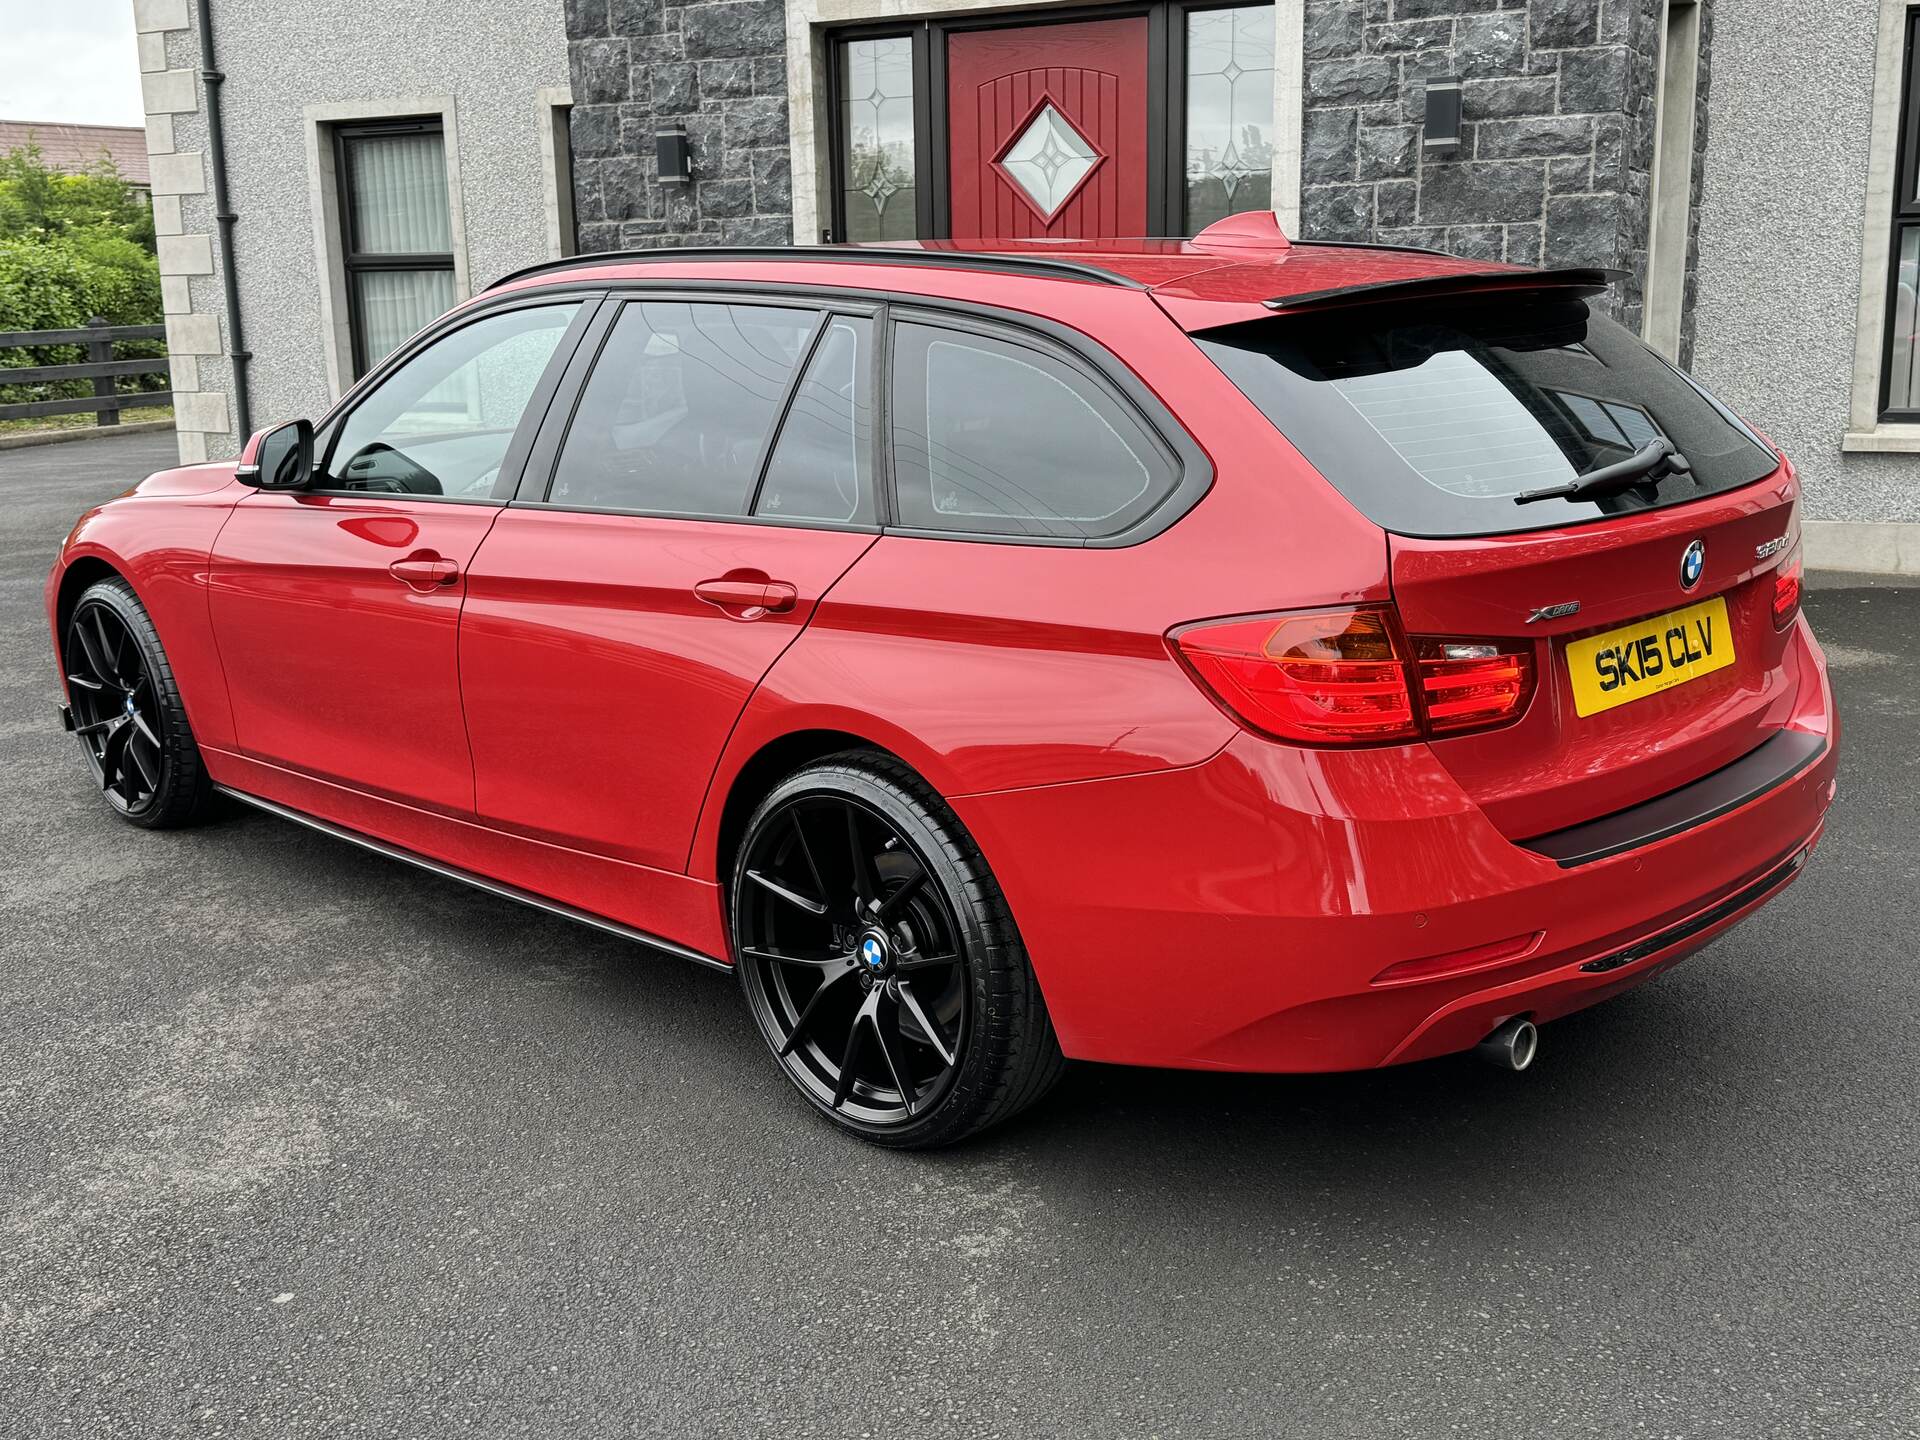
0;317;172;426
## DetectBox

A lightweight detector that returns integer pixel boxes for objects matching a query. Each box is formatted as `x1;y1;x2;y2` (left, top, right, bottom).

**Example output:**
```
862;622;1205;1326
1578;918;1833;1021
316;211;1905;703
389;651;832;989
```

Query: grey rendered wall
1691;0;1917;526
134;0;571;461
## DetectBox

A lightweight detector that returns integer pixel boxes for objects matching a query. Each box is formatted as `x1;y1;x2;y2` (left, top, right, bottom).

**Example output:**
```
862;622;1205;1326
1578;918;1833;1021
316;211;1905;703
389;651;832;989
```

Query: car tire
63;576;213;830
731;750;1066;1148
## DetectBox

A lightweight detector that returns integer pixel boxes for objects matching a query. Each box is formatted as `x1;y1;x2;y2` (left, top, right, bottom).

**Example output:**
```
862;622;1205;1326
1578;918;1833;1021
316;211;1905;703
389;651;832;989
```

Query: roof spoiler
1262;266;1622;314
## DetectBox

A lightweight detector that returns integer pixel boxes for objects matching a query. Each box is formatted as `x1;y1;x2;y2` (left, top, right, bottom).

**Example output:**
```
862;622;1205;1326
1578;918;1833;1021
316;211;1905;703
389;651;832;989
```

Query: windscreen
1194;294;1781;537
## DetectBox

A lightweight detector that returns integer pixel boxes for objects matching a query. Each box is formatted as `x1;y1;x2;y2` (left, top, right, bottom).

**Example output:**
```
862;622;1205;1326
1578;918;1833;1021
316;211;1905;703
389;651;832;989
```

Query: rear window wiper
1513;439;1692;506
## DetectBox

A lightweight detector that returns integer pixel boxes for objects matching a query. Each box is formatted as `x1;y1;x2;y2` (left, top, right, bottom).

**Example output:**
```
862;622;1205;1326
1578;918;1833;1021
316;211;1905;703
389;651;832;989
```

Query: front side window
551;302;818;516
324;303;581;499
337;121;458;376
890;322;1174;539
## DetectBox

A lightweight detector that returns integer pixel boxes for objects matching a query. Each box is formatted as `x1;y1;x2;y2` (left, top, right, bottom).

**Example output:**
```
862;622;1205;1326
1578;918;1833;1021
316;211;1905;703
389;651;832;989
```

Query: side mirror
236;419;314;489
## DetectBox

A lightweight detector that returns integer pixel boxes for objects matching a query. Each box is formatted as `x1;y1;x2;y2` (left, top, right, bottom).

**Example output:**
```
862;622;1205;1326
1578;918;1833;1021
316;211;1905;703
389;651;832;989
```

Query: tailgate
1392;475;1802;840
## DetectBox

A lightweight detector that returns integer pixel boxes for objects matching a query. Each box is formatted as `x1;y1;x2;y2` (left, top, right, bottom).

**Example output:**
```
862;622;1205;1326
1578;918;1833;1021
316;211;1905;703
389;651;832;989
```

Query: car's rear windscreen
1192;293;1781;538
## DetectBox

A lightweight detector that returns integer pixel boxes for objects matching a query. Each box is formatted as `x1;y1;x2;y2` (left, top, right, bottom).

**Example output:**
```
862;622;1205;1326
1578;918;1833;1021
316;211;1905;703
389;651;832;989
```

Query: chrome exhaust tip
1475;1016;1538;1072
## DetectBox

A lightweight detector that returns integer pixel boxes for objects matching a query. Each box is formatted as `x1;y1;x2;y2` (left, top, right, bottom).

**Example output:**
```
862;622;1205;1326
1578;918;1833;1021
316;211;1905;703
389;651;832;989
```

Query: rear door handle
388;553;459;591
694;573;798;619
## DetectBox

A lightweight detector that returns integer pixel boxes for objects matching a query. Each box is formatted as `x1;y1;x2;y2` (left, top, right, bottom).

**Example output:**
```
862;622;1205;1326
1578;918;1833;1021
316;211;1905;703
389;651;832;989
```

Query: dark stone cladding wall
1300;0;1688;337
563;0;794;252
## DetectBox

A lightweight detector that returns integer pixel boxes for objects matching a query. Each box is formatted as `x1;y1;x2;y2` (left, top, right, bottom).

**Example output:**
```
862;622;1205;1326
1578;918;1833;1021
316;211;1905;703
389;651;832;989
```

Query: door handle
694;572;798;619
388;552;459;592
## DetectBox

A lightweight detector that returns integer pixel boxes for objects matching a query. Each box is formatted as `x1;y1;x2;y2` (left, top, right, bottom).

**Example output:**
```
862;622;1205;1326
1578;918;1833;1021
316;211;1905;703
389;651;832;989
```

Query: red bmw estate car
46;213;1838;1146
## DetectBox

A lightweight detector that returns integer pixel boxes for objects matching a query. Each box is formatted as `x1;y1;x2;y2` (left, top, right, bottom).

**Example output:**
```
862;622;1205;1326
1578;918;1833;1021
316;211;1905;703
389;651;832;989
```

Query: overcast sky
0;1;144;129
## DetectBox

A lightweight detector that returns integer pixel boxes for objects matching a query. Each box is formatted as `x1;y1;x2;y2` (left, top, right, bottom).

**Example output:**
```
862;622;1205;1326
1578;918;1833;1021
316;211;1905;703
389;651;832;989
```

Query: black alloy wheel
732;753;1064;1148
64;578;210;828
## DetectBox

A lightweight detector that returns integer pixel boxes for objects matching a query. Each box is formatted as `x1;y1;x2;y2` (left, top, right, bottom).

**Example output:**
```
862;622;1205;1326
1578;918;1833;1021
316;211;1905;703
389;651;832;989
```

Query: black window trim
504;277;1211;548
307;289;604;507
1882;7;1920;421
332;117;459;382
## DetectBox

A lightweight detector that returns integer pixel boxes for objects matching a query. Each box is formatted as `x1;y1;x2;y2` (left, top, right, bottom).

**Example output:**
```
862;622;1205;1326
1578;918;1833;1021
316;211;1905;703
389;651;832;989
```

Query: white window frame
1643;0;1702;361
536;85;577;262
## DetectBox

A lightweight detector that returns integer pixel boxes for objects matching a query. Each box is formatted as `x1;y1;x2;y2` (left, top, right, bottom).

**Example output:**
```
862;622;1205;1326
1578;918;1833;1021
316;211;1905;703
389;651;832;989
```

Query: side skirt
214;784;733;974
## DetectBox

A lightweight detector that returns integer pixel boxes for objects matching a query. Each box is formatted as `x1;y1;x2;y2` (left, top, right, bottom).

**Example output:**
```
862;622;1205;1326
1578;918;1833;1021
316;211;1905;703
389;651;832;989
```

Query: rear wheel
64;577;212;829
732;752;1064;1148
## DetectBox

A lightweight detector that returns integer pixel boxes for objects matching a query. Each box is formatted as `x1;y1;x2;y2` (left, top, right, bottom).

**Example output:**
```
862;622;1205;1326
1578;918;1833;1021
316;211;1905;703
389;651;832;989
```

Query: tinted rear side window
890;321;1175;539
1194;295;1780;537
754;315;874;525
551;301;816;516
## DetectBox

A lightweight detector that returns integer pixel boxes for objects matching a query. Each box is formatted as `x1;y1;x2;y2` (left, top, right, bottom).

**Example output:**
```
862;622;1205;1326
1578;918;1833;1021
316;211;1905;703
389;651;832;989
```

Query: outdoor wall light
656;124;692;185
1424;78;1463;156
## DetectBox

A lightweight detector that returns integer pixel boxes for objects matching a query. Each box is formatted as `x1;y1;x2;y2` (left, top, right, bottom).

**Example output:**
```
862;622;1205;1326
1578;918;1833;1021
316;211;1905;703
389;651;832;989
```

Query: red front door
947;16;1150;240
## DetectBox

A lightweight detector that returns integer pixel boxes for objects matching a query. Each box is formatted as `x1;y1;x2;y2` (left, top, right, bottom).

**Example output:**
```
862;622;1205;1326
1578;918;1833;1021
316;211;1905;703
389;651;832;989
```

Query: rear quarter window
889;320;1179;541
1194;295;1781;538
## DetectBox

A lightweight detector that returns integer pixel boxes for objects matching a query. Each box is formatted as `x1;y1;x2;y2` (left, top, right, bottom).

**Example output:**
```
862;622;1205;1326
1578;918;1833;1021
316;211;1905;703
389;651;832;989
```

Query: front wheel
63;577;212;829
731;752;1064;1148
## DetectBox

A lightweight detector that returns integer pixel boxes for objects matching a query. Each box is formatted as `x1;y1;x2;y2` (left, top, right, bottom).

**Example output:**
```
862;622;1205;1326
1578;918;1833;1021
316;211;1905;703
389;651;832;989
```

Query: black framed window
335;119;457;379
1885;11;1920;417
827;2;1278;241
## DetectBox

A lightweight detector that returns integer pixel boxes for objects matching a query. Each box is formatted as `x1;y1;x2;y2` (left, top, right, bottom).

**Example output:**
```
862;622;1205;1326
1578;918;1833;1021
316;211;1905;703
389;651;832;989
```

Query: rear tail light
1414;638;1536;735
1772;546;1803;629
1170;607;1418;744
1171;605;1537;747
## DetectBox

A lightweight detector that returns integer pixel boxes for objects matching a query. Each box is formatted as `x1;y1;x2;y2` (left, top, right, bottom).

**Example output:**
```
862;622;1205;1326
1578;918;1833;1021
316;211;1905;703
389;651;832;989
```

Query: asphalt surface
2;430;1916;1437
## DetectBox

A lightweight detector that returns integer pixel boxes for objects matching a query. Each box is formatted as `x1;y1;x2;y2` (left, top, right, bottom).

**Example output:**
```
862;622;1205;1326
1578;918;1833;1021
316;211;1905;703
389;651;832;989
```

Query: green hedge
1;142;165;409
0;233;167;404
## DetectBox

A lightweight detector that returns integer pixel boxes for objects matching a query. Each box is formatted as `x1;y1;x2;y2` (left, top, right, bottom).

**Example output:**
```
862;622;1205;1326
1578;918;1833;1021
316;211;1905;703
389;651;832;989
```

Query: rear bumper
953;618;1839;1073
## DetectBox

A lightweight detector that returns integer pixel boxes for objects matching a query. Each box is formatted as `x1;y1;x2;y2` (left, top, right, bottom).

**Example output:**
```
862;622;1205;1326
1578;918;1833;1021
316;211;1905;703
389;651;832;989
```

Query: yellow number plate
1565;596;1734;718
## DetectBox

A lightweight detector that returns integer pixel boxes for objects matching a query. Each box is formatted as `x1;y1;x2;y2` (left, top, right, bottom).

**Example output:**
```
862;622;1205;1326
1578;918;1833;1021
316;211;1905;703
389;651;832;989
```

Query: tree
0;142;156;253
0;144;165;406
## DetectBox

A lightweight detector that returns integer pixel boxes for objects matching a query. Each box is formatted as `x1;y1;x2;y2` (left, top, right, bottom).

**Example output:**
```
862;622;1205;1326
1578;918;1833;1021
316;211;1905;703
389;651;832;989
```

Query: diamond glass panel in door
997;105;1101;220
840;38;916;241
1184;5;1276;233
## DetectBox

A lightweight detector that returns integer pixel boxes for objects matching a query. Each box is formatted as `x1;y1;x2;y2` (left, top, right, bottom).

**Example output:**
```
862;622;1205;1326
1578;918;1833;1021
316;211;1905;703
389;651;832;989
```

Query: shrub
0;143;155;252
0;144;166;411
0;234;167;405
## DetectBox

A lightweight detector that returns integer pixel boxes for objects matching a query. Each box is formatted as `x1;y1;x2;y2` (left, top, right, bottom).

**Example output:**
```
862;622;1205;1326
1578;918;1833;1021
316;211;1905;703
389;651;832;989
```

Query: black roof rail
489;245;1145;292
